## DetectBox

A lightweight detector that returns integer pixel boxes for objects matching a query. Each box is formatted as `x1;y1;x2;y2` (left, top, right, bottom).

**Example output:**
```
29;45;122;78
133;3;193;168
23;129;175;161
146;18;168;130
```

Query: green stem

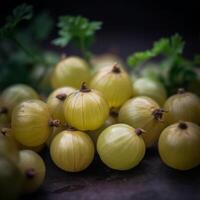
79;36;92;67
11;36;46;65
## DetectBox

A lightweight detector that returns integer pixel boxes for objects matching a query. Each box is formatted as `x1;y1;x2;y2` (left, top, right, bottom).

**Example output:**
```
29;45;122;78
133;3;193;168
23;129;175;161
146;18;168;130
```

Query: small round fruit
158;121;200;170
141;63;161;81
51;56;91;89
0;133;19;163
118;96;167;147
1;128;44;153
90;64;133;108
18;150;46;193
164;89;200;125
133;78;167;105
97;124;145;170
12;99;59;147
0;156;24;200
50;129;95;172
0;84;39;119
64;83;109;131
47;87;75;123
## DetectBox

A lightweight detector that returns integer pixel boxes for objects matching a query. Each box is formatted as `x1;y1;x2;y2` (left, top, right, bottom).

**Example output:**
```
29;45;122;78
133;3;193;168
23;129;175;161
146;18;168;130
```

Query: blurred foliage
128;34;199;95
0;4;33;38
0;4;58;92
52;15;102;62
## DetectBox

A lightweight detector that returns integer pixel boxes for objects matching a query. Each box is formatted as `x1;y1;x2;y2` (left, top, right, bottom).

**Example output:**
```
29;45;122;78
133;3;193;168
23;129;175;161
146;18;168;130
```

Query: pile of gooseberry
0;55;200;199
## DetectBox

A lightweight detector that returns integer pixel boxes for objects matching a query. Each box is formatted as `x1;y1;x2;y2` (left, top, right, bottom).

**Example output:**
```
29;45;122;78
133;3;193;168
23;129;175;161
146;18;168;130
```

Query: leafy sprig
52;16;102;62
0;4;33;38
127;34;198;95
128;34;185;67
0;4;56;91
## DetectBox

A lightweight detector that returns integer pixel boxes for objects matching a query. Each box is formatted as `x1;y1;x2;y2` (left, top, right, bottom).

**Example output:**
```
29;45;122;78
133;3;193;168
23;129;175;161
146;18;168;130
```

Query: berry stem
0;107;8;114
26;168;37;179
177;88;185;94
152;109;166;121
80;82;91;92
56;93;67;101
0;128;10;136
49;119;61;127
66;126;77;131
109;109;118;118
178;122;188;129
112;64;121;73
135;128;145;136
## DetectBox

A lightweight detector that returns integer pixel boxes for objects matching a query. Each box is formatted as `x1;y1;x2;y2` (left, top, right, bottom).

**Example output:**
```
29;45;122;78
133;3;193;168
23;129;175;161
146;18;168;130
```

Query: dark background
1;0;200;58
1;2;200;200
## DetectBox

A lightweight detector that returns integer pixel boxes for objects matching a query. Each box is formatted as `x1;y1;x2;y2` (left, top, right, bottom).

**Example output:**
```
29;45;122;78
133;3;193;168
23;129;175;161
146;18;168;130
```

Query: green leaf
128;51;154;66
29;12;54;41
152;38;170;55
170;34;185;55
0;4;33;39
52;15;102;60
12;3;33;21
52;29;72;46
127;33;185;67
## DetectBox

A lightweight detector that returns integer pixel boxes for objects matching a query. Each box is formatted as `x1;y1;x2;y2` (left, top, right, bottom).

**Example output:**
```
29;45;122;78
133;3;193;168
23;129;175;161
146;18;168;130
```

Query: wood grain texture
21;147;200;200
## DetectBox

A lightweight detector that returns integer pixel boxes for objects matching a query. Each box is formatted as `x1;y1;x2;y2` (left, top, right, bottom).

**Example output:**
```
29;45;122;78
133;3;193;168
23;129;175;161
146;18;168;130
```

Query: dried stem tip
152;109;166;121
80;82;91;93
56;93;67;101
49;119;61;127
0;128;10;135
135;128;144;136
66;126;76;131
26;168;36;179
0;107;8;114
109;109;119;118
112;64;121;73
177;88;185;94
178;122;188;130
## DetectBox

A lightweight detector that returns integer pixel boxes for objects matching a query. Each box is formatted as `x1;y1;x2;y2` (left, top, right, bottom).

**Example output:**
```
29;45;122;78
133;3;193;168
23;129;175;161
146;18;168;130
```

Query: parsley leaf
0;4;33;38
52;16;102;61
127;34;198;95
128;34;185;67
29;12;54;41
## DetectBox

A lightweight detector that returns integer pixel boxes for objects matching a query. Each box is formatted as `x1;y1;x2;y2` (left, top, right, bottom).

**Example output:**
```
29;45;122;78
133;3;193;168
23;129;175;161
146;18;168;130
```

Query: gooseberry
0;133;19;163
51;56;91;89
133;77;167;105
97;124;145;170
64;82;109;131
47;86;75;123
0;156;24;200
12;99;60;147
118;96;167;147
90;64;133;108
164;89;200;125
158;121;200;170
18;150;46;193
0;84;39;120
50;129;95;172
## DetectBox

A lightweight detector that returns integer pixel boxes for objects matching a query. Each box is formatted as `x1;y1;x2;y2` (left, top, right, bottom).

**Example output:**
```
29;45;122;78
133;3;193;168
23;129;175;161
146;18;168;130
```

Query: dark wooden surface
21;147;200;200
